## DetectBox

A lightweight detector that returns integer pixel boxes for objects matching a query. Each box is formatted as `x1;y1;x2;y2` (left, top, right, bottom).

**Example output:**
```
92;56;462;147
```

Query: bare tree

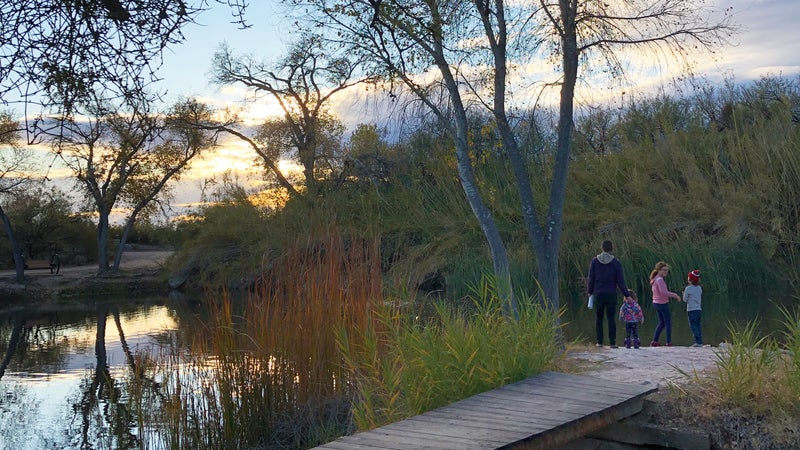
41;95;221;273
0;112;37;283
210;35;369;197
299;0;734;316
296;0;520;316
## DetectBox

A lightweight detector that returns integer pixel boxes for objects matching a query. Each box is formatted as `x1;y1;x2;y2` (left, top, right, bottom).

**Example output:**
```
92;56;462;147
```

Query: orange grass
177;224;383;448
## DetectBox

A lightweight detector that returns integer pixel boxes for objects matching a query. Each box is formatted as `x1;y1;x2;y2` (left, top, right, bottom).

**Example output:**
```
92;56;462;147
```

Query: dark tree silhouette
0;0;250;128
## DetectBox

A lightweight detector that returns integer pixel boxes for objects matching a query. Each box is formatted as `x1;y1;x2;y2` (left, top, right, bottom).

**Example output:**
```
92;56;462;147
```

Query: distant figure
684;270;703;347
587;240;634;349
649;261;682;347
619;290;645;349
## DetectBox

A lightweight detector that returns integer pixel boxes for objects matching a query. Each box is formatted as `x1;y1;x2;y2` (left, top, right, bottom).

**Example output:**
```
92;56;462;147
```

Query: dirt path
0;249;173;300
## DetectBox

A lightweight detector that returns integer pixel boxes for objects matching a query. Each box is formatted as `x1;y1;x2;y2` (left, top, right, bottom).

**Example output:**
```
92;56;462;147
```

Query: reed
150;225;382;449
338;275;561;431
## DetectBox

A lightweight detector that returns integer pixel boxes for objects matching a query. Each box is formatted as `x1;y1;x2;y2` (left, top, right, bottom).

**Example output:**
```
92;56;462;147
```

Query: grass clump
657;309;800;449
712;320;782;413
338;276;562;431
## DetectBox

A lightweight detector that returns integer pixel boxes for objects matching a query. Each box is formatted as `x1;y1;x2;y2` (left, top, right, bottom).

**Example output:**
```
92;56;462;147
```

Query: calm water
0;290;793;449
0;294;204;450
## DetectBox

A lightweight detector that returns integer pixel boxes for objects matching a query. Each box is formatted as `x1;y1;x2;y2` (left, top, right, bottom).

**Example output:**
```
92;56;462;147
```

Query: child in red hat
684;270;703;347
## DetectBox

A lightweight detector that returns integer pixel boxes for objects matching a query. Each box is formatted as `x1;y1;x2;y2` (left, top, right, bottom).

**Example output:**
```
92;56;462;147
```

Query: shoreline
0;250;173;304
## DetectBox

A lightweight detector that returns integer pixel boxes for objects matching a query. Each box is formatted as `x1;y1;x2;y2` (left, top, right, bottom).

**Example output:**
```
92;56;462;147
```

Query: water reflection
0;298;190;449
3;287;792;449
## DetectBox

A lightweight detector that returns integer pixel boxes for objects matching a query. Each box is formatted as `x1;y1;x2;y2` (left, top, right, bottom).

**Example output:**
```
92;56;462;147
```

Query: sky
20;0;800;221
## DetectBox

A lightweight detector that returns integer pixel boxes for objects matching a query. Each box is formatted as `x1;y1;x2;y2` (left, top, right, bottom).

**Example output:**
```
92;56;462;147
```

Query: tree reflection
0;311;72;380
71;304;164;449
0;301;190;448
0;313;23;380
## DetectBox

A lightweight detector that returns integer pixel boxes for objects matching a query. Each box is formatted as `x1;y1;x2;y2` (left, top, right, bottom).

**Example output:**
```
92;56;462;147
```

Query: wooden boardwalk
315;371;657;449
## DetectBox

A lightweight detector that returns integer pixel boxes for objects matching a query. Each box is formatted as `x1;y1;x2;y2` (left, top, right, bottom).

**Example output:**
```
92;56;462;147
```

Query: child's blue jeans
688;310;702;345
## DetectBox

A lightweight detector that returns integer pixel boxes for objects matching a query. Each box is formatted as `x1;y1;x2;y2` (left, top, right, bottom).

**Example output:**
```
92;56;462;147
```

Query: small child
619;291;645;349
684;270;703;347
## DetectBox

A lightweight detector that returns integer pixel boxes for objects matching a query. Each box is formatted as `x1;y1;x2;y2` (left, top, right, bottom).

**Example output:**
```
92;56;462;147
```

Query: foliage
0;187;96;268
175;74;800;333
210;34;368;197
711;320;782;411
779;304;800;405
561;75;800;303
338;276;561;431
0;0;248;119
44;94;221;272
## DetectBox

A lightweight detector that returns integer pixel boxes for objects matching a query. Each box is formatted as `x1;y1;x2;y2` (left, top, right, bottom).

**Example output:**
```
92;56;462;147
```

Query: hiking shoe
650;341;660;347
633;339;640;349
692;343;703;348
624;338;631;349
610;344;619;349
665;343;673;347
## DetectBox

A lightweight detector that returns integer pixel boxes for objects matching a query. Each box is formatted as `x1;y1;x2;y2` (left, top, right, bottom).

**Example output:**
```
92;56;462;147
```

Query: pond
0;295;204;449
0;289;793;449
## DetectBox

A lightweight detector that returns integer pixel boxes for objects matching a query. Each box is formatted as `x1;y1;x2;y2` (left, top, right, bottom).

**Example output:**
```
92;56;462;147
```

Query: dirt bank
0;249;173;303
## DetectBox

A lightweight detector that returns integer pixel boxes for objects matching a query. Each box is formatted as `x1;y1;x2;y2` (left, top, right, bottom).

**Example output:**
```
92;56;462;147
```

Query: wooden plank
507;396;650;449
320;424;506;449
387;415;530;442
503;376;649;399
470;391;610;415
479;386;624;410
314;371;657;450
440;390;593;414
515;372;654;397
425;402;573;427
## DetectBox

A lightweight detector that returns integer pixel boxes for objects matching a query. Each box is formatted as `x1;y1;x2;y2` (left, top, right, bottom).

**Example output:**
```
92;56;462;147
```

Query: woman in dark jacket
587;240;634;348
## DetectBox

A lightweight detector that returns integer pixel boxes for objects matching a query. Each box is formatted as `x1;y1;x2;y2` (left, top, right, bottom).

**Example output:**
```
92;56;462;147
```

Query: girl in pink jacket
649;261;681;346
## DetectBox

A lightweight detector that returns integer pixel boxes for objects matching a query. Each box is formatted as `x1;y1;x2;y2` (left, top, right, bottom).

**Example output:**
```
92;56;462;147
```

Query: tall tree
506;0;733;311
0;112;36;283
43;95;221;273
300;0;733;315
298;0;520;315
210;35;369;197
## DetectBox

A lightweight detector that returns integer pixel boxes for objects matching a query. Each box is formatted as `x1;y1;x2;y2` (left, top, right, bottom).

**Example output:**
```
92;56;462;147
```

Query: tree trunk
112;212;139;271
478;0;555;315
541;0;580;315
438;58;518;317
97;210;111;273
0;206;25;283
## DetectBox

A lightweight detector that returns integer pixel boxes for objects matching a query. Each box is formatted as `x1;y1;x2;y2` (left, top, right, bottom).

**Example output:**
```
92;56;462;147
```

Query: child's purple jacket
619;301;644;323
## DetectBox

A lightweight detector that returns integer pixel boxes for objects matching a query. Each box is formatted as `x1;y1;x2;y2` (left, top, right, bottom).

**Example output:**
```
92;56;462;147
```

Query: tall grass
779;303;800;405
560;78;799;307
149;226;382;449
697;308;800;419
338;275;562;431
